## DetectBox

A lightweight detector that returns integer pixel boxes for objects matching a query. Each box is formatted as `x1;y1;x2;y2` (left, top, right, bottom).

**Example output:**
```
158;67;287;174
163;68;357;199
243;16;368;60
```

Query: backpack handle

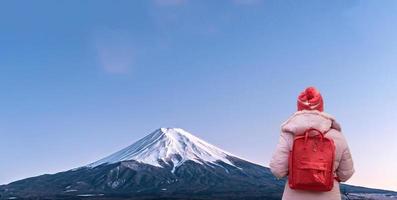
304;128;324;143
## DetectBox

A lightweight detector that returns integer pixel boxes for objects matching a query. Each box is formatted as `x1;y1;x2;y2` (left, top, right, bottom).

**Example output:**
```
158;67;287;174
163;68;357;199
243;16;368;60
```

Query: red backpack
288;128;335;191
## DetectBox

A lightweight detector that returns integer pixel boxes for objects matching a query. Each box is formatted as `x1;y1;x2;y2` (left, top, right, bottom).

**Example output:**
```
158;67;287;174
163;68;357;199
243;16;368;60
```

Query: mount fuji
86;128;242;173
0;128;396;200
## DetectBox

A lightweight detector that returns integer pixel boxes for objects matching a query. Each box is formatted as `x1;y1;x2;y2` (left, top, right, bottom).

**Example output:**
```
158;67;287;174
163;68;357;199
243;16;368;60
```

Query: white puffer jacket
269;110;354;200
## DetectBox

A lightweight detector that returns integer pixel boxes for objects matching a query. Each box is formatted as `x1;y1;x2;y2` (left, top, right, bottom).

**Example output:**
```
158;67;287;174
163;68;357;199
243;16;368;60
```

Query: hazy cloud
94;29;135;74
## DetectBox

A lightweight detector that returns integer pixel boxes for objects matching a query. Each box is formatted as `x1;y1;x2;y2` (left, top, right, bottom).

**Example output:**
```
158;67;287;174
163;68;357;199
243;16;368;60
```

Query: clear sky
1;0;396;191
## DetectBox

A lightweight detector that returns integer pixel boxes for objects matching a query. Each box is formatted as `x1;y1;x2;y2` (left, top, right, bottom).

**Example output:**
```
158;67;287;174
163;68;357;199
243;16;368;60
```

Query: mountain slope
0;157;283;199
0;128;396;200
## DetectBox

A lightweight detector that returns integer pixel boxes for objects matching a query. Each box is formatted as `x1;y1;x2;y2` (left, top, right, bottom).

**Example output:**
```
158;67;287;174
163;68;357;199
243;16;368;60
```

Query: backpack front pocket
296;161;329;187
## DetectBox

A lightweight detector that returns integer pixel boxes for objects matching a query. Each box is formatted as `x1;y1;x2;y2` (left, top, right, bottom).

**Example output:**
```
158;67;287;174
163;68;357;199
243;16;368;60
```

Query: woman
269;87;355;200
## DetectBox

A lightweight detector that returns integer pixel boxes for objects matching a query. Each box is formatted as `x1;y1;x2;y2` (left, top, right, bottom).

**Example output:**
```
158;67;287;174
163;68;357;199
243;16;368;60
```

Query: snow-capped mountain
87;128;239;172
1;128;396;200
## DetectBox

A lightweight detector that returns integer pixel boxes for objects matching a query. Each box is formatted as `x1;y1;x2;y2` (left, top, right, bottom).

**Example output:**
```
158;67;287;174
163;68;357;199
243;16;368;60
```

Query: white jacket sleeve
269;132;291;179
336;147;355;182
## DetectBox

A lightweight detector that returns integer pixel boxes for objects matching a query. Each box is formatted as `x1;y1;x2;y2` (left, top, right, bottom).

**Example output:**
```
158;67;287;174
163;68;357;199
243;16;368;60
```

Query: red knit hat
297;87;324;112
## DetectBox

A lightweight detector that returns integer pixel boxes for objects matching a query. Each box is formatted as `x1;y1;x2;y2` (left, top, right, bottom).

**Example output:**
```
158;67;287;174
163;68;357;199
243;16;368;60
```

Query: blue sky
1;0;397;191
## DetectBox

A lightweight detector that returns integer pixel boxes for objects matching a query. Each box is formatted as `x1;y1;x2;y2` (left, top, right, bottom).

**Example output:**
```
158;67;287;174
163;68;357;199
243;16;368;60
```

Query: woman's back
269;87;354;200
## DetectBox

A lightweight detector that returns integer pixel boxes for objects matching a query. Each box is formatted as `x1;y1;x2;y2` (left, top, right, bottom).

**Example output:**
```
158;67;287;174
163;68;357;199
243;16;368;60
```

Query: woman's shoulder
281;110;341;133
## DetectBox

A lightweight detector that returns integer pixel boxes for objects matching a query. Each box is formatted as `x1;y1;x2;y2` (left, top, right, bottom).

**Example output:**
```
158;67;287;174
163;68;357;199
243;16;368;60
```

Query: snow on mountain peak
87;128;239;172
